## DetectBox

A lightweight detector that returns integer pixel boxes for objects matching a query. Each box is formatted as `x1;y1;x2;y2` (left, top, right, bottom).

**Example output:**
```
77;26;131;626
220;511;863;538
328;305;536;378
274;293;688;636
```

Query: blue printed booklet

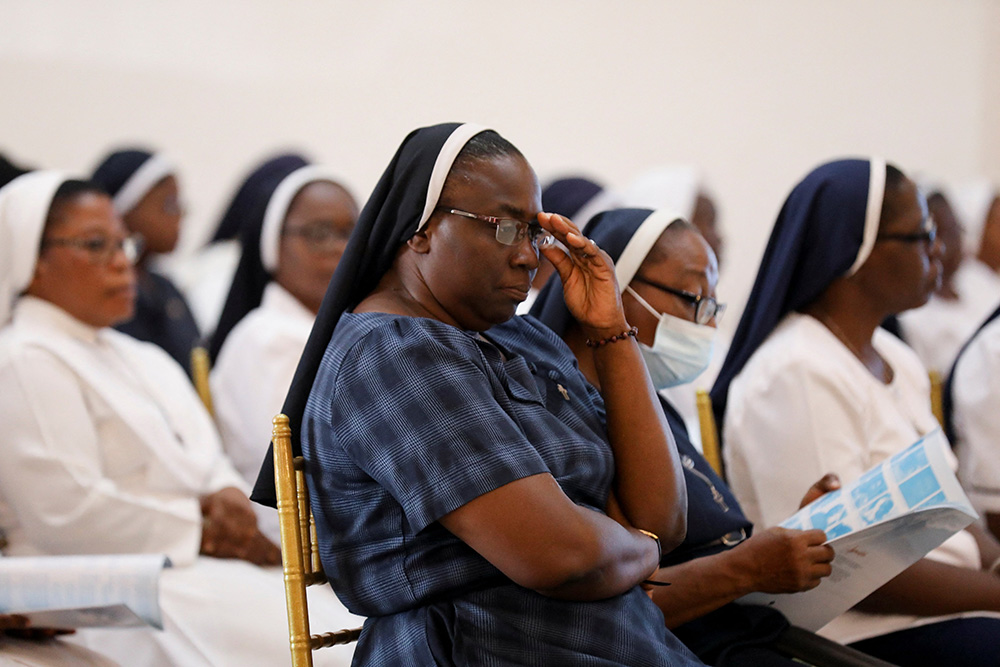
739;429;977;631
0;554;169;629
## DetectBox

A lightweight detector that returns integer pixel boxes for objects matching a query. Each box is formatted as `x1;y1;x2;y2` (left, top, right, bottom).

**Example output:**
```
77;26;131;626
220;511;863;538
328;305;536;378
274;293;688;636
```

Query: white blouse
723;312;982;643
898;259;1000;375
211;281;314;543
0;297;244;566
952;315;1000;515
0;296;360;666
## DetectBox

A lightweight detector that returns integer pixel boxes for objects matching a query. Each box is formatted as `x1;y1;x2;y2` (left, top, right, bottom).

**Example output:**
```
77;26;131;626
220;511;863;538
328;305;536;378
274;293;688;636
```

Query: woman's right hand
537;212;627;337
729;526;834;595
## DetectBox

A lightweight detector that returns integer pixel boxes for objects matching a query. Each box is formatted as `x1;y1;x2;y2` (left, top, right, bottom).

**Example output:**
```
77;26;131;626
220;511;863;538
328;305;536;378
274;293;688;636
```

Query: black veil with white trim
251;122;490;506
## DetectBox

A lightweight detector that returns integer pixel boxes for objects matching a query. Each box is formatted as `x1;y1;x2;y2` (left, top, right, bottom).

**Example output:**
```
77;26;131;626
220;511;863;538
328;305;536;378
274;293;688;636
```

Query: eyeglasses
41;234;143;265
437;207;553;248
876;216;937;246
632;275;726;325
282;223;352;252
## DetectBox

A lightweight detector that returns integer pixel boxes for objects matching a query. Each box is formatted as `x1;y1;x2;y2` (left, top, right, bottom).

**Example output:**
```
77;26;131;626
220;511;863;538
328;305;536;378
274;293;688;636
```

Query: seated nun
897;186;997;375
0;172;360;666
210;161;357;542
171;153;311;336
533;208;845;666
712;158;1000;666
946;303;1000;542
90;149;200;375
252;123;704;666
620;166;730;441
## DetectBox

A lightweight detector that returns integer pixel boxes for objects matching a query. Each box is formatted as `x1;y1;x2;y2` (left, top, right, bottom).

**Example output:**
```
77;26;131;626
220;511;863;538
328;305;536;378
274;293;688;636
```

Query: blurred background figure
91;148;201;375
210;159;357;542
896;185;986;375
170;153;311;337
621;165;728;441
949;181;1000;313
622;166;725;270
948;302;1000;542
0;153;31;189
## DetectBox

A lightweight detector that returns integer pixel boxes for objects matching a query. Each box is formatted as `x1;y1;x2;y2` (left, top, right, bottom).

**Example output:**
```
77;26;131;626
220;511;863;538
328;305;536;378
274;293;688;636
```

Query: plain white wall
2;0;997;320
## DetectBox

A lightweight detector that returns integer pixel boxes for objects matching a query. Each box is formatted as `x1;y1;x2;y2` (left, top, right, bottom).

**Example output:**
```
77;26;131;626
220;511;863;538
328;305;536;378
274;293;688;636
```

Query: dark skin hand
0;614;74;638
199;487;281;566
649;474;840;627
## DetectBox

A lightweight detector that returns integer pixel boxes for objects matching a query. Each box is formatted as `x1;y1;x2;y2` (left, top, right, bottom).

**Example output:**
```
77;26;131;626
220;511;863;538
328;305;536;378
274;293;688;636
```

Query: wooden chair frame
273;414;361;667
695;388;724;478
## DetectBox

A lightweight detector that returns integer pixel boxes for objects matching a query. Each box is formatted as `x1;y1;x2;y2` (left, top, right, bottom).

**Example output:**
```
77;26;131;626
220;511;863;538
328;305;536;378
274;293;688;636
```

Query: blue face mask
626;286;716;390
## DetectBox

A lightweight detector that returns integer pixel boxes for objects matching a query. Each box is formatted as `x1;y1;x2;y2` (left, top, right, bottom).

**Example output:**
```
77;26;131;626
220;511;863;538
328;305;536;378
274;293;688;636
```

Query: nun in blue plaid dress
253;123;704;666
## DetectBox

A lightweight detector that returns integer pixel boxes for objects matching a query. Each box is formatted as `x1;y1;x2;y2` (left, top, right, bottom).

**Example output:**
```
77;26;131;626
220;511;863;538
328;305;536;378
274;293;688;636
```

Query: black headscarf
530;208;683;335
207;155;314;361
542;177;604;218
210;154;309;243
91;148;175;215
710;158;889;429
0;153;30;189
251;122;490;506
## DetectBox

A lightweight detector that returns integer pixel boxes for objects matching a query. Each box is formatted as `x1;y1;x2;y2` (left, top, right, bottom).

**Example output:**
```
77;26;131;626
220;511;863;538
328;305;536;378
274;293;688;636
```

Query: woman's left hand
537;212;627;336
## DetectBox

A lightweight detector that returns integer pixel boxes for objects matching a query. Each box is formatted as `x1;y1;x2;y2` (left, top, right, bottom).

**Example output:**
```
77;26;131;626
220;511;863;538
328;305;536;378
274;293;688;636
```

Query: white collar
12;295;101;345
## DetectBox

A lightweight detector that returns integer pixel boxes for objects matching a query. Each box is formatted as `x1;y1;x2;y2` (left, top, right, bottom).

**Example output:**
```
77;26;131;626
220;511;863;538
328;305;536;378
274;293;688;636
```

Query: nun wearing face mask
0;171;360;667
209;160;357;542
620;166;729;440
532;208;848;666
712;159;1000;665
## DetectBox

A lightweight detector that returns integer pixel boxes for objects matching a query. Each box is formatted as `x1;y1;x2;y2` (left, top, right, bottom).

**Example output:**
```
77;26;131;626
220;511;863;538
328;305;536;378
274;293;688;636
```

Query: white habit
212;281;314;544
898;259;1000;375
0;297;360;666
723;312;983;643
952;314;1000;517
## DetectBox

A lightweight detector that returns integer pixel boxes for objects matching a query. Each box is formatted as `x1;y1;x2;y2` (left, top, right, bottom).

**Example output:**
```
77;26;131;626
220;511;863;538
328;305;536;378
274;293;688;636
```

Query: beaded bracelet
585;325;638;348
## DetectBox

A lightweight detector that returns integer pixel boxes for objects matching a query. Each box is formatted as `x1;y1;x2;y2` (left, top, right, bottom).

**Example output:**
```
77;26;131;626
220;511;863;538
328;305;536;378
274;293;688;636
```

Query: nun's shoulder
490;314;576;357
736;312;859;388
326;312;486;370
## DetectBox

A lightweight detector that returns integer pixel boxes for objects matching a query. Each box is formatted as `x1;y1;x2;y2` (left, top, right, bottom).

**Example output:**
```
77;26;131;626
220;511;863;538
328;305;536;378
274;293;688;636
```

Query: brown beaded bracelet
585;325;638;348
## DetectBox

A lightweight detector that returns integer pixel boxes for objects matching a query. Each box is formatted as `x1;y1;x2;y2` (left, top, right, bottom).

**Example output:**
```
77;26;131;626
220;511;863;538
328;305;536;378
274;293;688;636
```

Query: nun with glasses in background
0;171;360;666
712;158;1000;666
532;208;854;666
252;123;703;666
174;153;313;336
91;148;200;374
209;159;357;543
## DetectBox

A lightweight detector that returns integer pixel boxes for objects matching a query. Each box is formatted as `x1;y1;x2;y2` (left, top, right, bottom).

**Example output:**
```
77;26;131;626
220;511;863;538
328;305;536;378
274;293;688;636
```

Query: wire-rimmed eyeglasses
437;207;553;248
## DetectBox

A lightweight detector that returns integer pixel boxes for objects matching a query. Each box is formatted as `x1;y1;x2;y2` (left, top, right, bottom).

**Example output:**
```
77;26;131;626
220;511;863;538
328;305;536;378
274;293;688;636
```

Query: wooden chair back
695;389;724;478
272;414;361;667
190;346;214;416
929;370;945;427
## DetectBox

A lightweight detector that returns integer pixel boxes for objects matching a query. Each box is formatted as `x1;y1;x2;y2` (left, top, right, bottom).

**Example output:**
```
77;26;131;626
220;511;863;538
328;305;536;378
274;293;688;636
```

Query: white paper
739;429;977;630
0;554;169;629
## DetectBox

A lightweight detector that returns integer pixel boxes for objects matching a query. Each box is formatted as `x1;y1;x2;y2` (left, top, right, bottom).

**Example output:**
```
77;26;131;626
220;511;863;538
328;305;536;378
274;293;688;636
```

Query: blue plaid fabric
303;313;703;666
